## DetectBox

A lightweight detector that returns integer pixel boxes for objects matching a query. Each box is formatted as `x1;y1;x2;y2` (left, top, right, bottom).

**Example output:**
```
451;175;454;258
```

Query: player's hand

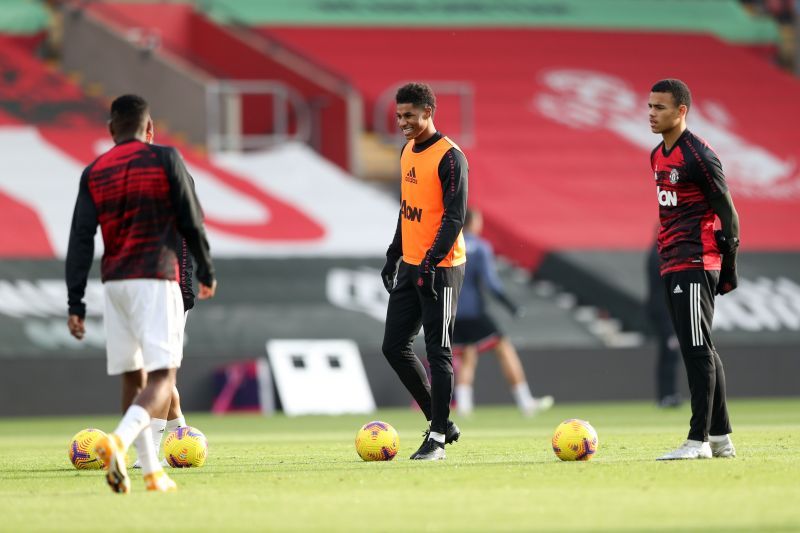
717;267;738;295
380;256;399;293
416;265;437;301
67;314;85;340
199;279;217;300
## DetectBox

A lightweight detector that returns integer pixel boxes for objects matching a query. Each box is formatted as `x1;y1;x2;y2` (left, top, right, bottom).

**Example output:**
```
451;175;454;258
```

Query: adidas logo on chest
404;166;417;184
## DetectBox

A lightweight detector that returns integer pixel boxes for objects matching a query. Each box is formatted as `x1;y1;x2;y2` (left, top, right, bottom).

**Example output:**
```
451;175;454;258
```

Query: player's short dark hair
651;79;691;110
396;82;436;110
110;94;149;135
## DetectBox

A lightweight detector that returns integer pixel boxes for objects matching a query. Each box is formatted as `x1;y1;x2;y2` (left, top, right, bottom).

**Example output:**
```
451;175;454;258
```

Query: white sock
511;382;534;411
134;426;163;475
455;384;473;415
429;431;445;444
166;415;186;433
709;434;730;443
114;405;151;451
150;418;167;458
686;439;705;447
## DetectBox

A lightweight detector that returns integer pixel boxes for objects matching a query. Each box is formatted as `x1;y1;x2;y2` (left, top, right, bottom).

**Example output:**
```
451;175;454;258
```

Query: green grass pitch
1;398;799;532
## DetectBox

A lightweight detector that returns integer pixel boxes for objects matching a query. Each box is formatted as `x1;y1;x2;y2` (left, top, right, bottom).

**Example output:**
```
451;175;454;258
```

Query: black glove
715;230;739;295
717;268;738;295
380;256;400;293
416;258;437;300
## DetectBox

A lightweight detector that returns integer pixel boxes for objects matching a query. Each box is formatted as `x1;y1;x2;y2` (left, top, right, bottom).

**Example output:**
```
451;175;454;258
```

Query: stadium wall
537;250;800;345
1;345;797;416
1;259;797;417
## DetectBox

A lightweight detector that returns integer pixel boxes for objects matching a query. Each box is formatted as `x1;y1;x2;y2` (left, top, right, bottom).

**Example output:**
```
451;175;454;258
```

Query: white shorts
103;279;185;376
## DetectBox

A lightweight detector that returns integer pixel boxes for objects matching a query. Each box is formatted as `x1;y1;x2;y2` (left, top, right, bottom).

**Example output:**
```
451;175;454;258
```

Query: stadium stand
0;28;613;415
1;1;798;415
0;37;403;258
239;1;800;390
260;25;800;355
201;0;779;44
61;2;360;171
741;0;798;70
263;28;800;263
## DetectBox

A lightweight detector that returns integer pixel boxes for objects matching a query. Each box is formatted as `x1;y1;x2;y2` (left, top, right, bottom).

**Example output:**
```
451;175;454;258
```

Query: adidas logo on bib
673;285;683;294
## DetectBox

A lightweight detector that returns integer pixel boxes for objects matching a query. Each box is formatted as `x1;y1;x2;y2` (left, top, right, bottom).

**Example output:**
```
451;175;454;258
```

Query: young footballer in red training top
648;79;739;460
66;95;216;492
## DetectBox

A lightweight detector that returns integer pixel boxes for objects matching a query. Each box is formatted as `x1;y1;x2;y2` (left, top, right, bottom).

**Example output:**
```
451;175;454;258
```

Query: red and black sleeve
160;146;215;287
684;135;728;200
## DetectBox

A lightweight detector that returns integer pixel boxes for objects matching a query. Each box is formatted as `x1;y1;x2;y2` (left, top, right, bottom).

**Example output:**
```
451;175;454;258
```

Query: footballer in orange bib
380;82;468;461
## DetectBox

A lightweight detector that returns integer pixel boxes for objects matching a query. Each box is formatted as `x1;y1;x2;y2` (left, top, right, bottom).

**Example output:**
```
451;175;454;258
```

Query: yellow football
163;426;208;467
355;421;399;461
68;428;107;470
552;419;599;461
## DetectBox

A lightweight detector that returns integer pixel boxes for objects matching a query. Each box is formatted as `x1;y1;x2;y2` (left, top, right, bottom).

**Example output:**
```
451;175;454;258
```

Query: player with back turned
66;94;216;491
648;79;740;460
380;82;468;461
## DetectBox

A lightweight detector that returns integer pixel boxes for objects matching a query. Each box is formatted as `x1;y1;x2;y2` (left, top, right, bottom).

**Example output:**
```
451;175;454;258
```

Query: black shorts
662;269;719;355
452;314;502;350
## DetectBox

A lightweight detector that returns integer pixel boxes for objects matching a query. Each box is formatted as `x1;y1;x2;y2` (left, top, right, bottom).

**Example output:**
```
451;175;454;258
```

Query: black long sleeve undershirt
386;212;402;260
710;191;740;264
710;192;739;241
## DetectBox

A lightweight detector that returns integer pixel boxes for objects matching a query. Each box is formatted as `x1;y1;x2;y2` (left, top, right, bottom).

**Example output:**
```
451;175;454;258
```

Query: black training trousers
382;261;465;434
663;269;732;441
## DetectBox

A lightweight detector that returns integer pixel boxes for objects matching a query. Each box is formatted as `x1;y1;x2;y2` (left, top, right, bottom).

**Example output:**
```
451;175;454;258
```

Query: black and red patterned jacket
66;140;213;318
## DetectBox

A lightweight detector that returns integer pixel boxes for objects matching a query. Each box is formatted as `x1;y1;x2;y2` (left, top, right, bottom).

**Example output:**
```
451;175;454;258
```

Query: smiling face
648;91;686;135
396;102;433;142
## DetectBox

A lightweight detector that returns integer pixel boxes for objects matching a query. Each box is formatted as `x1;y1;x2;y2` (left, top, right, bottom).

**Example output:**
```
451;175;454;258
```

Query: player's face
396;103;431;141
648;92;685;134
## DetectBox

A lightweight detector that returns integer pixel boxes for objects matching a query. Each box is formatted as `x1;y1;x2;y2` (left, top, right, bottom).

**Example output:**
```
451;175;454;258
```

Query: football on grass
355;421;399;461
68;428;106;470
552;419;599;461
163;426;208;467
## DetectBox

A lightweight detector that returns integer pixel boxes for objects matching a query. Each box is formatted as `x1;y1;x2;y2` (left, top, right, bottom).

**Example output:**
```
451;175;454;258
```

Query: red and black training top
650;129;727;276
66;140;214;318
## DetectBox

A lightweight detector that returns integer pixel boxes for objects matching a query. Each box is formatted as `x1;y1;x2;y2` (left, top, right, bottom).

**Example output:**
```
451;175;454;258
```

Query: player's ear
145;117;154;144
108;120;117;143
678;104;688;118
